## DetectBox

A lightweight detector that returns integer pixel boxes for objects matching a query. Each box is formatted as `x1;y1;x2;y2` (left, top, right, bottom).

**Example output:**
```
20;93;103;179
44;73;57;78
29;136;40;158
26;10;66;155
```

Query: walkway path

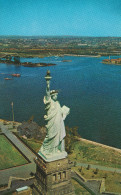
1;124;35;161
71;171;101;195
0;123;36;185
0;163;36;185
76;162;121;174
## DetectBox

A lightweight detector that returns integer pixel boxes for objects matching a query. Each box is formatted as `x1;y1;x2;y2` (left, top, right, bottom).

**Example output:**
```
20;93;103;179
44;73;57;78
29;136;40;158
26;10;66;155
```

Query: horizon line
0;35;121;38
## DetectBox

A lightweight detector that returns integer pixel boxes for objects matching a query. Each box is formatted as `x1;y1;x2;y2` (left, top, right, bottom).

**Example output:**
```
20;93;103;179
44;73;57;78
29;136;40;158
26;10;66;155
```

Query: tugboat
11;73;21;77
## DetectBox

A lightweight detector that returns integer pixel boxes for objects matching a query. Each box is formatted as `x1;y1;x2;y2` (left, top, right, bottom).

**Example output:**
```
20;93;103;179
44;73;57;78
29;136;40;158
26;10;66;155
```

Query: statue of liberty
38;70;70;161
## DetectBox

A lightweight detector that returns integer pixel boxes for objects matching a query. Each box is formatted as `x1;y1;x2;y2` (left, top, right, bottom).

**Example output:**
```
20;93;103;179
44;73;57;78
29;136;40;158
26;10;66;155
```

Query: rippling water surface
0;56;121;148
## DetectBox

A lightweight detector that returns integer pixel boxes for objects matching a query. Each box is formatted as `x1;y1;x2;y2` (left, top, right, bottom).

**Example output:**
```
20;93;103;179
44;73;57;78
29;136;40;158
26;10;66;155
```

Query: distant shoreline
64;54;101;58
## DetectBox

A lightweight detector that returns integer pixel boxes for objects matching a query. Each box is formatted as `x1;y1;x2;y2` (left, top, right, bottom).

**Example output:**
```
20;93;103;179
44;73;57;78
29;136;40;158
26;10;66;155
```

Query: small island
102;58;121;65
0;55;56;67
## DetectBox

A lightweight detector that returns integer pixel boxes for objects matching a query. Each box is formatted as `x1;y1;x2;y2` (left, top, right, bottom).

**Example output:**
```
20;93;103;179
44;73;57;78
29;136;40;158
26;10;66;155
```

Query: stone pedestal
32;155;75;195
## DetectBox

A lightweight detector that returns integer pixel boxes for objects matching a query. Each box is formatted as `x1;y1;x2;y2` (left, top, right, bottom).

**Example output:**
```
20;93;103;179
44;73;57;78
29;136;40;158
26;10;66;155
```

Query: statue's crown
50;90;59;95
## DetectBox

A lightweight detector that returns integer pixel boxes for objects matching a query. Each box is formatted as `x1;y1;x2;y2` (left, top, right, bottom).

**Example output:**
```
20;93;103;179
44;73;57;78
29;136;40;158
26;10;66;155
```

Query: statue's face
51;93;58;101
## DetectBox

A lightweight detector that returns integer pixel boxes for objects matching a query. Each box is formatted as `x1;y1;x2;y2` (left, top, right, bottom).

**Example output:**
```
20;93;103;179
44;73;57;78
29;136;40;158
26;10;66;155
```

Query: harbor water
0;56;121;148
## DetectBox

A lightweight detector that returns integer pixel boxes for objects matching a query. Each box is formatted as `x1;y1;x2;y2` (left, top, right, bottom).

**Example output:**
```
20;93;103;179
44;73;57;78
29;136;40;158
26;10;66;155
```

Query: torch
45;70;52;88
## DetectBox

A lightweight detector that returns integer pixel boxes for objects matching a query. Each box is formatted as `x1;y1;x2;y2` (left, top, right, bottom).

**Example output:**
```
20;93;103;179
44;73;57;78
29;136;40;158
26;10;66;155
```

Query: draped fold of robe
40;96;69;154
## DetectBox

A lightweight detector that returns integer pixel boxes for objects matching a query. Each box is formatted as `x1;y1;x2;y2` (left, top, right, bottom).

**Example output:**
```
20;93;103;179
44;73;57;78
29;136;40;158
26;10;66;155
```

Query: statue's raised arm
45;70;52;100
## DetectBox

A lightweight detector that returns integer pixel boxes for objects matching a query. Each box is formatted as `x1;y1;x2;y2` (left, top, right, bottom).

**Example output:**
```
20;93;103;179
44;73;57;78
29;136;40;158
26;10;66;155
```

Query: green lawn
68;139;121;169
0;135;28;170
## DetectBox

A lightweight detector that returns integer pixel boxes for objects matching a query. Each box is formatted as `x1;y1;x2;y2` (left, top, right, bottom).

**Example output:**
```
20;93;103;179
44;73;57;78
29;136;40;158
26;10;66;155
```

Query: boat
12;74;21;77
4;78;12;80
62;60;72;62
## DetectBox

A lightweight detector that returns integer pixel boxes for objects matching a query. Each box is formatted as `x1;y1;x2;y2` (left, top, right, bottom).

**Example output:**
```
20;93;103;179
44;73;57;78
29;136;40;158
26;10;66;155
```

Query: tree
65;126;80;154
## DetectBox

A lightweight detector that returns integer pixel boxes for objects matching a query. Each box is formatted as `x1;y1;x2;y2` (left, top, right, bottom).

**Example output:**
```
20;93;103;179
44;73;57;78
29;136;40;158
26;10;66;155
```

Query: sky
0;0;121;37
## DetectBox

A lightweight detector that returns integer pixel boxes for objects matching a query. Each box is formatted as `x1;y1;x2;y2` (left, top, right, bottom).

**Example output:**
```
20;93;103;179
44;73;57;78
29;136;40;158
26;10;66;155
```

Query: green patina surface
0;135;28;170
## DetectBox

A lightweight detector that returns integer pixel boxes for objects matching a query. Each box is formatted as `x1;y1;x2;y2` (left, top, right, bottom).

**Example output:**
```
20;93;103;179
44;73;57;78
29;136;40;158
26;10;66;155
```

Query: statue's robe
40;96;69;154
